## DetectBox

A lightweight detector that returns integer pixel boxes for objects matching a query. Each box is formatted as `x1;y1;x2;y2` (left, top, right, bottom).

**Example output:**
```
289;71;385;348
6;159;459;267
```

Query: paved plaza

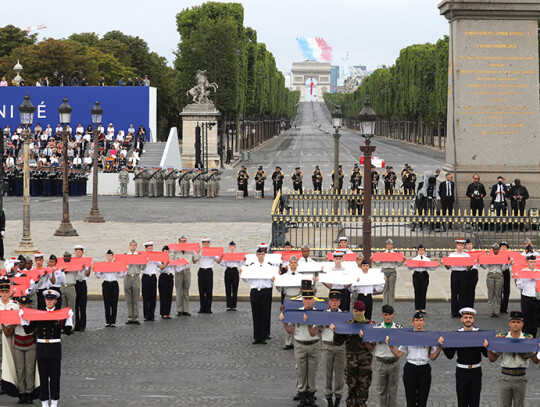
0;301;537;406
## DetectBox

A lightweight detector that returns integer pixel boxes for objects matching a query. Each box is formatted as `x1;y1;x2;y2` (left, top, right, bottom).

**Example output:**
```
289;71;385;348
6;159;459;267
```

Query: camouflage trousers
345;361;372;407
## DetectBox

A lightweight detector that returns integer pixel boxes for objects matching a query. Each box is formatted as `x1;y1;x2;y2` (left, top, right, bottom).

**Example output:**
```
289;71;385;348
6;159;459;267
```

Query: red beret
353;301;365;312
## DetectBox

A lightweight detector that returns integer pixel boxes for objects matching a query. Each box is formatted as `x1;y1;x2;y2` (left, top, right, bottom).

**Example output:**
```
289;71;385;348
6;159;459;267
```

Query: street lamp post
54;97;78;236
331;106;343;194
358;99;378;260
85;101;105;222
14;94;37;254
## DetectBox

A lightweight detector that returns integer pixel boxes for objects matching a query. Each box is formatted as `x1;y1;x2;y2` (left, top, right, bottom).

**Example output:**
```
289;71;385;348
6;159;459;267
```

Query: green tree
0;25;37;59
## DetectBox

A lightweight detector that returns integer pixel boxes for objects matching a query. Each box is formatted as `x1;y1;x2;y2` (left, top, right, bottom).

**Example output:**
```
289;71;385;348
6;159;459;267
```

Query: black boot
326;397;334;407
308;392;318;407
293;392;303;401
334;396;341;407
297;392;308;407
26;393;33;404
17;394;25;404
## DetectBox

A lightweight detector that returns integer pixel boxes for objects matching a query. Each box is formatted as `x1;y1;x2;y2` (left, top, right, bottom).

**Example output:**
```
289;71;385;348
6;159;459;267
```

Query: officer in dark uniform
312;166;323;192
237;166;249;197
440;307;487;407
271;166;285;198
6;168;16;196
0;208;5;260
382;166;397;195
30;168;39;196
400;164;410;182
292;167;303;194
21;289;73;407
54;169;63;197
15;166;23;196
42;167;51;197
331;165;344;193
254;166;266;198
371;165;380;194
403;168;417;195
350;164;362;190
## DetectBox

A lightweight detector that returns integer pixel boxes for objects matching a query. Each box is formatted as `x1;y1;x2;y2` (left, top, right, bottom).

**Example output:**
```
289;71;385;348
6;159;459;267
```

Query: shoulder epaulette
524;333;533;339
394;323;404;328
314;296;325;302
496;332;507;338
290;295;302;300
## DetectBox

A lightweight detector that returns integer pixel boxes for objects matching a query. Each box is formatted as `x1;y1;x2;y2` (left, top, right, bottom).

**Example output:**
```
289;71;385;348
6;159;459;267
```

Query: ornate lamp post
13;60;23;86
54;97;78;236
14;94;37;254
85;102;105;222
331;106;343;194
358;99;378;260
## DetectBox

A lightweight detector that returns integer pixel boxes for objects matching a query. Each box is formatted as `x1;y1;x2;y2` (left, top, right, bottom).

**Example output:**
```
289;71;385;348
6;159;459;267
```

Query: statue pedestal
180;103;221;169
439;0;540;209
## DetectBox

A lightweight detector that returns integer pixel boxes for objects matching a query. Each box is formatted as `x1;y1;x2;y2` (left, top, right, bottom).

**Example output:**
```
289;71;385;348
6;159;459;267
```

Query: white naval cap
338;236;348;242
455;239;466;244
257;242;268;248
144;241;154;246
33;252;45;258
332;251;344;257
459;307;476;316
386;238;393;244
43;289;60;299
201;237;211;243
73;244;85;251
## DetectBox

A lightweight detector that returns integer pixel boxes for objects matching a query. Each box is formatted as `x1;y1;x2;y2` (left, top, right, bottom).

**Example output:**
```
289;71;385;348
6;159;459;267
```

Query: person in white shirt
322;251;352;311
514;253;540;337
193;237;220;314
387;312;441;407
299;244;316;263
75;124;84;135
94;250;126;327
240;248;274;344
337;237;354;254
221;241;243;311
141;241;167;321
445;239;472;317
105;124;115;150
158;245;178;319
408;245;438;313
349;259;384;320
47;255;66;309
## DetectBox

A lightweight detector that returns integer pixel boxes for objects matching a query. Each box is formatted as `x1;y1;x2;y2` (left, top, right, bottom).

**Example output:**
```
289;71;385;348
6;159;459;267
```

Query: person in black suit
439;173;455;216
465;174;487;216
490;176;508;216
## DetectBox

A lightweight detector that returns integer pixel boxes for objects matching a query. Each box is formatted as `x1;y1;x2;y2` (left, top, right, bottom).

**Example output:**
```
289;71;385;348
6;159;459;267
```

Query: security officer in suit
439;173;455;216
382;166;397;195
350;164;362;190
254;166;266;198
312;166;323;192
237;166;249;197
21;289;73;407
465;174;487;216
331;165;344;194
271;166;285;198
118;166;129;198
292;167;303;194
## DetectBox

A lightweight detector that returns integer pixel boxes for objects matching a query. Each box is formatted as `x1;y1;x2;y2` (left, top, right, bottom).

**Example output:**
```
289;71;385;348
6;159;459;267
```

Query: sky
11;0;449;74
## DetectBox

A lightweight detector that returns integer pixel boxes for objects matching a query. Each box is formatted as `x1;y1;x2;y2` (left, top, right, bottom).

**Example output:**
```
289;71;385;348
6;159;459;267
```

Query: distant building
284;72;292;90
291;61;332;102
330;66;339;93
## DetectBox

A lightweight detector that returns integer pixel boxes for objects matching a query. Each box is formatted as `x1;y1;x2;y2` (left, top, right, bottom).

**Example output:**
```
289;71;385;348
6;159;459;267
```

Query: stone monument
439;0;540;208
180;70;221;168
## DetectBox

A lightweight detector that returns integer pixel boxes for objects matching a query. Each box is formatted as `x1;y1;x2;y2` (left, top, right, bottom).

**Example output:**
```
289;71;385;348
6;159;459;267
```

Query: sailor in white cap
445;239;472;317
322;251;352;311
193;237;221;313
373;238;404;307
73;245;91;331
515;253;540;337
337;237;353;254
141;241;165;321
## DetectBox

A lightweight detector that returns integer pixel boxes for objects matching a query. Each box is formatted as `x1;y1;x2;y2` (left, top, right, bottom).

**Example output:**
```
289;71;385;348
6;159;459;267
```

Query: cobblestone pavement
0;300;537;406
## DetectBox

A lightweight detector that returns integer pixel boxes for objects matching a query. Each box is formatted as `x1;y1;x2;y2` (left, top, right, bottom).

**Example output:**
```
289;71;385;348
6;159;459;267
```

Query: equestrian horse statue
186;70;218;104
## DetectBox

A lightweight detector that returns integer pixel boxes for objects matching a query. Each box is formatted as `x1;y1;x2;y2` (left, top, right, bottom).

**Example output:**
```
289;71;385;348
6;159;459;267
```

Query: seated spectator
55;124;63;140
112;139;121;152
76;123;84;135
83;153;92;171
116;130;125;143
6;153;15;167
34;123;43;136
50;155;60;166
97;154;104;171
0;77;8;87
39;154;48;166
126;161;134;172
65;125;72;136
44;124;53;138
120;146;128;157
16;125;23;135
127;124;136;136
105;157;115;172
72;154;82;169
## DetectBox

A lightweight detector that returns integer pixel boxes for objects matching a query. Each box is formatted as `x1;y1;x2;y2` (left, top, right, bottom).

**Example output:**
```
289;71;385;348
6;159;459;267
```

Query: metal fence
271;191;540;258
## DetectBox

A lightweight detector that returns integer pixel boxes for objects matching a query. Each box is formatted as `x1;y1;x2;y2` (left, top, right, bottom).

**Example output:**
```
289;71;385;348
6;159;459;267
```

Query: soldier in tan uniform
124;240;144;324
178;168;192;198
164;167;178;197
118;166;129;198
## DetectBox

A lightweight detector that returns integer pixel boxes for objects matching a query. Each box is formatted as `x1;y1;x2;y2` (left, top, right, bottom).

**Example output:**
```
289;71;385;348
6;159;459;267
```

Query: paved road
2;102;444;223
0;300;536;406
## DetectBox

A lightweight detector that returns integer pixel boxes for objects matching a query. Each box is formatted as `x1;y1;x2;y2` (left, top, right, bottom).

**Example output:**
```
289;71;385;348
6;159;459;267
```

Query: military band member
387;312;442;407
382;166;397;195
164;167;178;197
312;166;323;192
73;245;91;332
125;240;143;324
373;239;404;308
439;307;487;407
178;168;192;198
365;305;403;407
271;166;285;198
221;241;242;312
172;235;193;316
486;311;540;407
371;165;380;194
331;165;344;194
350;164;362;190
319;290;345;407
254;166;266;198
237;166;249;197
403;167;417;195
21;289;73;407
280;285;320;407
118;166;129;198
292;167;303;194
94;250;126;327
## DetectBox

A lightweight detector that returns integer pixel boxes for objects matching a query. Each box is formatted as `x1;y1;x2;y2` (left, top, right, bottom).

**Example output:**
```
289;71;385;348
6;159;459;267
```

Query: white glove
18;309;24;318
1;231;4;237
68;309;74;318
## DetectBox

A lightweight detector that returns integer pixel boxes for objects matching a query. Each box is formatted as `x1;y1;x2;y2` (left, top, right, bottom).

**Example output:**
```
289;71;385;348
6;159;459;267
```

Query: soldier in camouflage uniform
331;300;373;407
118;166;129;198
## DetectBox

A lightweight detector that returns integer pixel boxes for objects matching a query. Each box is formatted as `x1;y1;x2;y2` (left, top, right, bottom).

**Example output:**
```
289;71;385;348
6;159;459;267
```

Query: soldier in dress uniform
400;164;410;183
275;256;303;350
133;166;144;197
118;166;129;198
164;167;178;198
192;168;203;198
382;166;397;195
178;168;192;198
148;167;158;197
312;166;323;192
403;167;417;195
271;166;284;198
207;169;221;198
292;167;303;194
280;284;321;407
73;245;91;332
60;252;77;327
330;301;374;407
124;240;143;325
237;166;249;197
155;167;165;197
42;167;52;197
350;164;363;190
15;166;23;196
141;166;150;197
254;166;266;198
371;165;380;194
486;311;540;407
331;165;344;194
21;289;73;407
